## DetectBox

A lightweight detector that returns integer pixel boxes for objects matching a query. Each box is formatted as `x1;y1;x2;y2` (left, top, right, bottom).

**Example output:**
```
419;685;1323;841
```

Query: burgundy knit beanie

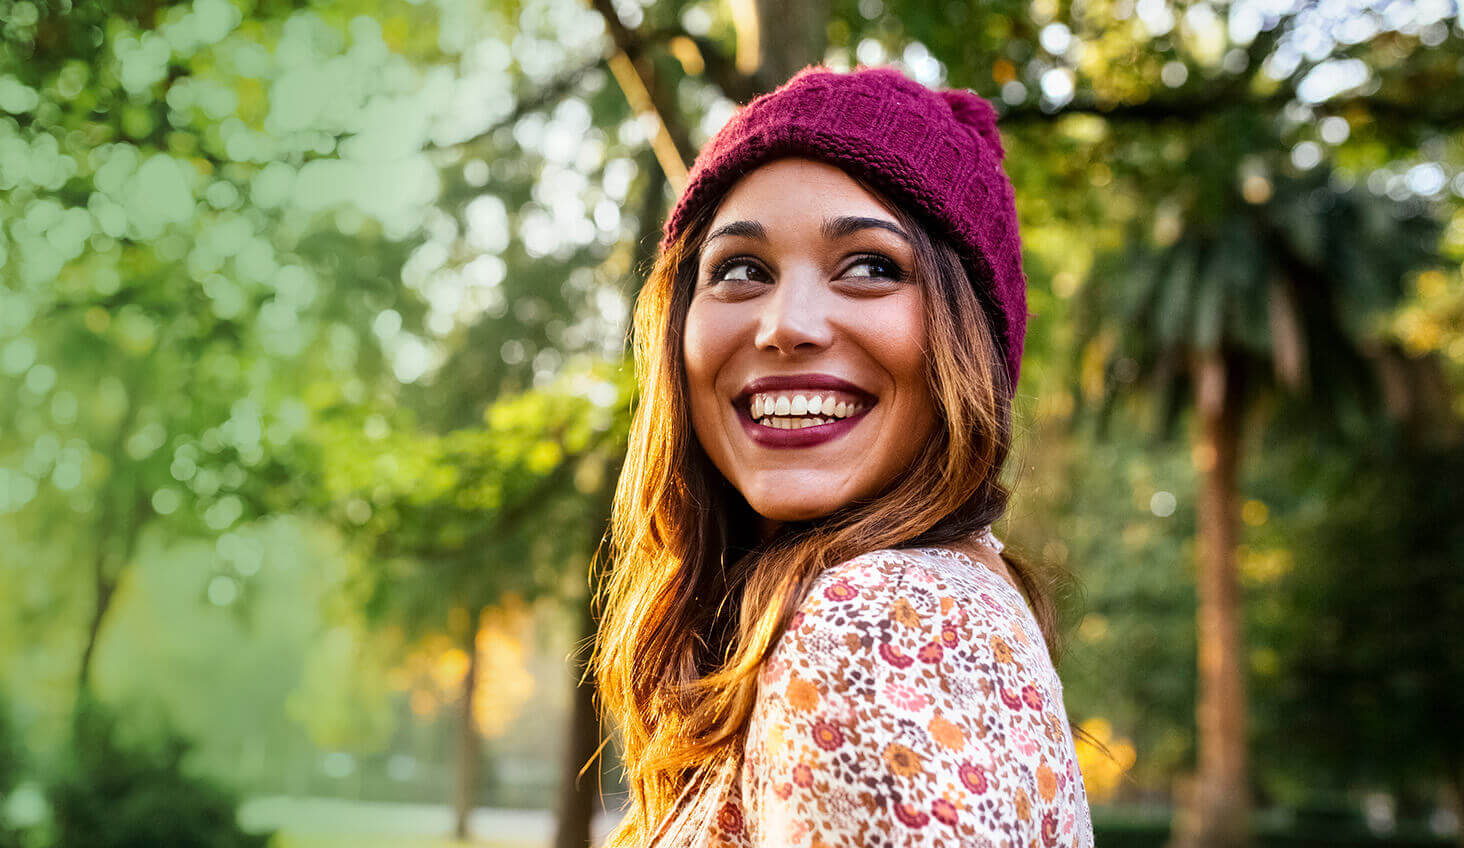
660;64;1029;397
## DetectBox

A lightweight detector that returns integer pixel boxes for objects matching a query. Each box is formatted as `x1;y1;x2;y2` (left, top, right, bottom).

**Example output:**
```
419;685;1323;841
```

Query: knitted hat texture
660;64;1029;396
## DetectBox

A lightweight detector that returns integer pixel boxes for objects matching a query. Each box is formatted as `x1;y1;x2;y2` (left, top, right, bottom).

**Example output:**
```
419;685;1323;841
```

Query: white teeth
751;394;866;417
756;416;835;430
746;391;873;428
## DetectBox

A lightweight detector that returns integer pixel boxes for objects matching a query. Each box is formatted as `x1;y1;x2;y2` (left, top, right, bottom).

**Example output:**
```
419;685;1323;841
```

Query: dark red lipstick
731;372;878;449
737;404;874;448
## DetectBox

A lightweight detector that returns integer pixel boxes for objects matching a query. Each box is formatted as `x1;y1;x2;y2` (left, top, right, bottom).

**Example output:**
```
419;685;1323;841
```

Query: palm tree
1078;159;1444;848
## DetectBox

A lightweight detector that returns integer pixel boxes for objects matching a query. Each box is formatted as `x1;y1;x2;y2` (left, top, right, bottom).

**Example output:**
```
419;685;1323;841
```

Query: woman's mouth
735;391;875;447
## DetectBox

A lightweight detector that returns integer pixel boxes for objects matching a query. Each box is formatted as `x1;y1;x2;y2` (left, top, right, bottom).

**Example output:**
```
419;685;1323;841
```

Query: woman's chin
747;496;845;524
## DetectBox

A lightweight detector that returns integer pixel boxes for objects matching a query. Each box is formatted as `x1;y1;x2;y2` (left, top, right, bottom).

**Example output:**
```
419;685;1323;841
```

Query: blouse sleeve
739;553;1088;847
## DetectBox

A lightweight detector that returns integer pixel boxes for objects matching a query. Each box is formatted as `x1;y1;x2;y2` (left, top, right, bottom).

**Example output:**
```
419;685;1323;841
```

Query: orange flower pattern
650;546;1095;847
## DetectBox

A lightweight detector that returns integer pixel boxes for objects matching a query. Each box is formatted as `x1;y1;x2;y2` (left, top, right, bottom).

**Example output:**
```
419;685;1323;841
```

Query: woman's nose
753;269;836;354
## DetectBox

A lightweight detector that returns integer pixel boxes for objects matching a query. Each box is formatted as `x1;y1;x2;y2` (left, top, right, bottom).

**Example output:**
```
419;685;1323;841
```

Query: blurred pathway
240;796;625;845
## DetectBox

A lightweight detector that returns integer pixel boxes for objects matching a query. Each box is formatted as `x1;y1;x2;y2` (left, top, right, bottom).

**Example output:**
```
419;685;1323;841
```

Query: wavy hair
591;171;1078;846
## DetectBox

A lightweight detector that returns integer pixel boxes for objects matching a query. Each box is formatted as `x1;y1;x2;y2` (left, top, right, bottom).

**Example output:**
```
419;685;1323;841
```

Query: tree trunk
1173;349;1250;848
749;0;828;89
553;590;603;848
589;0;692;190
76;490;149;712
1451;763;1464;848
453;615;482;841
630;146;668;285
75;563;115;703
548;146;658;847
74;362;149;713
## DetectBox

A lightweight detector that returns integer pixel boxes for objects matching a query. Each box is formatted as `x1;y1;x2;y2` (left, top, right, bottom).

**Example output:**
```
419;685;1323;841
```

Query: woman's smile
732;373;878;447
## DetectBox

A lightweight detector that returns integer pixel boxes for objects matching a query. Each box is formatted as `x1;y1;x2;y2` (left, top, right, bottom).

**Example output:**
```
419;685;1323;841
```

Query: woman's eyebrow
822;215;909;243
704;216;909;245
705;220;767;243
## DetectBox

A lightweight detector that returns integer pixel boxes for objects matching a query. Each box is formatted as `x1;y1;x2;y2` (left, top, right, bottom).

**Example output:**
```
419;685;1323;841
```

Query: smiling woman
684;159;936;527
592;66;1096;848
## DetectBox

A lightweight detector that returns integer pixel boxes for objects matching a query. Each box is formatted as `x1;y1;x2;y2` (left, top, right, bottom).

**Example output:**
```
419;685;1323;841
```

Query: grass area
242;796;578;848
271;835;541;848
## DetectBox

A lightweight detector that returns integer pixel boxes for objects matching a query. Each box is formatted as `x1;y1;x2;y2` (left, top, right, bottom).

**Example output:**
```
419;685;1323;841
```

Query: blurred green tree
1077;158;1445;843
0;0;451;719
305;356;632;838
1253;432;1464;836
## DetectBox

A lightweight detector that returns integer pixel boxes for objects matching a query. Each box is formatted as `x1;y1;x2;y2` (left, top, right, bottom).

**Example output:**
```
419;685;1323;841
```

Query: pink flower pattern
881;678;931;712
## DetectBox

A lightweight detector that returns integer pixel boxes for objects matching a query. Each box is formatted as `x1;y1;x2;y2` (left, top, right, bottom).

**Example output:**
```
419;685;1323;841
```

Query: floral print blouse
648;541;1095;848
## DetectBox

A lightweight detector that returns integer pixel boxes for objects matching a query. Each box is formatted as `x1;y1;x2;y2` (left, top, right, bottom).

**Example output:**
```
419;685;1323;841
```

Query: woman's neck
936;532;1024;597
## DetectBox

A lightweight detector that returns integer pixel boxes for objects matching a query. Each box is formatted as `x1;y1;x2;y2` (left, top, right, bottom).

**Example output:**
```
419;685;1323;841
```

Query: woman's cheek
868;291;935;459
854;291;927;388
681;301;739;447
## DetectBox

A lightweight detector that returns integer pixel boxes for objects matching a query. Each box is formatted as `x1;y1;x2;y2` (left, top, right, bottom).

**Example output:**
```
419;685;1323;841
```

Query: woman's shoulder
795;546;1039;647
742;545;1094;846
762;544;1059;698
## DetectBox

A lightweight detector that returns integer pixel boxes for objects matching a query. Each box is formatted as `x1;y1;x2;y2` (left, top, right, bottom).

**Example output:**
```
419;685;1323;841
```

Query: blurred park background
1;0;1462;845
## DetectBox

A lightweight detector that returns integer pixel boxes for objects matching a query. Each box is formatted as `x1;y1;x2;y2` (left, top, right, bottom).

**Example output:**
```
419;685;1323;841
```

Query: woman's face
682;157;937;526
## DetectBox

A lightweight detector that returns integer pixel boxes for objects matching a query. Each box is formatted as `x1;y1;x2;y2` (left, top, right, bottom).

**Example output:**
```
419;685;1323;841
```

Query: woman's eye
710;259;765;283
844;254;904;281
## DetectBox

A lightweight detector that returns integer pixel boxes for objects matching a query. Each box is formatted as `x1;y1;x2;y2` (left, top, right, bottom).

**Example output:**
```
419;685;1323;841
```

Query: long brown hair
591;169;1076;845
